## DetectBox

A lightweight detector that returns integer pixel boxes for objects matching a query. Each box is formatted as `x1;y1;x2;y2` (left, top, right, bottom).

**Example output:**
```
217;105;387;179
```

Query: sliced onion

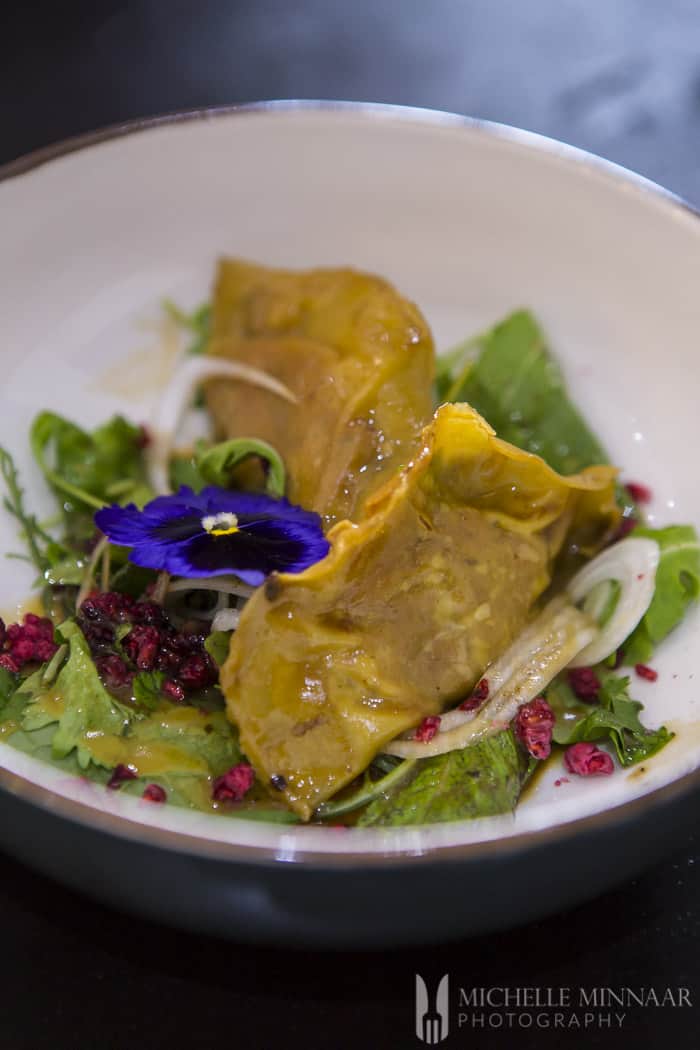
211;607;241;632
166;576;255;600
384;603;596;759
566;537;659;667
147;357;298;494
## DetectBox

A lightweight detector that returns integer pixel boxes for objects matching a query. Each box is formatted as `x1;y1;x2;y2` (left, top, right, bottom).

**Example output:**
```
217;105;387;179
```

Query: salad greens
547;670;673;767
0;302;695;827
623;525;700;664
358;731;533;827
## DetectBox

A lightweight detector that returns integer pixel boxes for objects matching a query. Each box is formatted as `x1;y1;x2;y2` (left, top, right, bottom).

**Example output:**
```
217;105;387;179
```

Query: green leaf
204;631;232;668
0;667;19;713
623;525;700;663
0;445;63;575
357;730;530;827
132;670;166;710
163;300;211;356
30;411;150;515
550;670;673;766
440;310;610;476
20;620;132;768
196;438;286;497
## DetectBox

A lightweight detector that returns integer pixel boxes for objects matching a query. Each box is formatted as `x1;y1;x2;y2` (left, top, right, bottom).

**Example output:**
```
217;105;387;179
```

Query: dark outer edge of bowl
0;98;698;870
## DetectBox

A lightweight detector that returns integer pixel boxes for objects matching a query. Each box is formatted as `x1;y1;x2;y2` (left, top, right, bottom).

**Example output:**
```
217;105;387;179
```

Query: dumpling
220;403;620;819
205;260;435;526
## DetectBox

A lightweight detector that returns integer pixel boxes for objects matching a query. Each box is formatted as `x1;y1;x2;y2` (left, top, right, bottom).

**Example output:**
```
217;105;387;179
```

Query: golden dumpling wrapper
221;403;620;819
205;259;435;525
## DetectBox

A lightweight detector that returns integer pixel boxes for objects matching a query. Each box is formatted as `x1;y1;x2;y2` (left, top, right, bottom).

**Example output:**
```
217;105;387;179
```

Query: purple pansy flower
94;486;330;586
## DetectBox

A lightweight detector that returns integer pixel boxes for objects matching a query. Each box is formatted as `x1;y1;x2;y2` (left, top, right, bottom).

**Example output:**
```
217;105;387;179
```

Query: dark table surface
2;3;698;1048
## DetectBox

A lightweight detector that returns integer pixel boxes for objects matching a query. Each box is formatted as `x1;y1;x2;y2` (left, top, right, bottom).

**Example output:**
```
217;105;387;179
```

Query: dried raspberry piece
625;481;652;504
635;663;658;682
122;624;161;671
460;677;489;711
162;678;185;703
564;742;614;776
612;516;637;542
107;764;137;790
567;667;601;702
132;601;168;627
179;652;217;691
96;653;133;690
414;715;441;743
0;653;20;673
81;591;136;624
212;763;255;802
4;613;58;668
514;697;555;760
142;783;167;803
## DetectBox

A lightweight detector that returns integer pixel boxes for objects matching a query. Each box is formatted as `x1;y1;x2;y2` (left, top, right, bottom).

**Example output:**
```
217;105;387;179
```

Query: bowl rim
1;98;698;868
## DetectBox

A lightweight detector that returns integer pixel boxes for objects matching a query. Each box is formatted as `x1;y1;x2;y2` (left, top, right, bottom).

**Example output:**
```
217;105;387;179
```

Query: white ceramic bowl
0;103;698;944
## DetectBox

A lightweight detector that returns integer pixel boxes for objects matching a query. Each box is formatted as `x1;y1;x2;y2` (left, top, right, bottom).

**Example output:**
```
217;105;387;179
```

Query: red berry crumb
3;613;57;669
107;764;138;790
414;715;441;743
635;663;658;682
625;481;652;504
567;666;601;702
554;777;570;787
142;783;167;803
459;677;489;711
0;653;20;673
212;763;255;802
564;742;615;777
514;697;555;760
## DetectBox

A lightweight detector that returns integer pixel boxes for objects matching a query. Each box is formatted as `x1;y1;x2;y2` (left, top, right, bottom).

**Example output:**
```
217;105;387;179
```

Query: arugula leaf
205;631;232;668
550;670;672;766
20;620;132;768
163;300;211;356
357;730;531;827
197;438;286;497
623;525;700;663
30;411;150;516
439;310;611;477
0;446;66;575
132;670;166;710
0;667;19;712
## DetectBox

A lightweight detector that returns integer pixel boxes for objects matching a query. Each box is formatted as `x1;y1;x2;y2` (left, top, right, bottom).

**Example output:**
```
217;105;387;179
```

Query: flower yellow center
202;512;240;537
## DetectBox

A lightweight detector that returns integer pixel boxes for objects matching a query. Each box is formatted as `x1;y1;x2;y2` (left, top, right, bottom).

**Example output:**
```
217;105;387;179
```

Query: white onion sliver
167;576;255;600
211;607;241;632
566;537;659;667
384;604;595;759
147;357;298;493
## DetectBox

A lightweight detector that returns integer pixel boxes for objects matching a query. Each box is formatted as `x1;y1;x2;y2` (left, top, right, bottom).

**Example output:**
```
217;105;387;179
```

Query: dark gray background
1;2;698;1049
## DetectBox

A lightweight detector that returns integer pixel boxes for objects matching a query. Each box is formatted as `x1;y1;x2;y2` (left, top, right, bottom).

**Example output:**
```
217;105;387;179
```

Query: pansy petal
199;487;326;528
94;503;151;546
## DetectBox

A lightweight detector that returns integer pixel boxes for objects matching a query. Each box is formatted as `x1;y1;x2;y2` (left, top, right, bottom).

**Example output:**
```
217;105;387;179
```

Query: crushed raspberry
567;666;601;702
212;763;255;802
0;653;20;673
612;516;637;542
137;424;152;449
635;663;658;682
414;715;441;742
514;697;555;760
554;777;570;787
2;613;58;669
81;591;135;624
564;742;614;776
179;652;217;691
460;677;489;711
132;601;168;627
625;481;652;504
162;678;185;702
96;653;133;690
107;764;137;790
122;624;160;671
142;783;167;803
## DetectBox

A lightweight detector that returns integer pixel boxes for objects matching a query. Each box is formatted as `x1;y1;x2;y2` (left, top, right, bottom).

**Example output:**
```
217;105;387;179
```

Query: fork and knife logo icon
415;974;449;1044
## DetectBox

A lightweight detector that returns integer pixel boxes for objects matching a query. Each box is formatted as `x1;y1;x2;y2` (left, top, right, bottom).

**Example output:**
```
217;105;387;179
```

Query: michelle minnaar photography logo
414;976;692;1040
415;974;450;1044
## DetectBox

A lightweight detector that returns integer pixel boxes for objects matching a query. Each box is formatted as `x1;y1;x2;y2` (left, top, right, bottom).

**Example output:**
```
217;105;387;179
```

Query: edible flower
94;486;330;586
